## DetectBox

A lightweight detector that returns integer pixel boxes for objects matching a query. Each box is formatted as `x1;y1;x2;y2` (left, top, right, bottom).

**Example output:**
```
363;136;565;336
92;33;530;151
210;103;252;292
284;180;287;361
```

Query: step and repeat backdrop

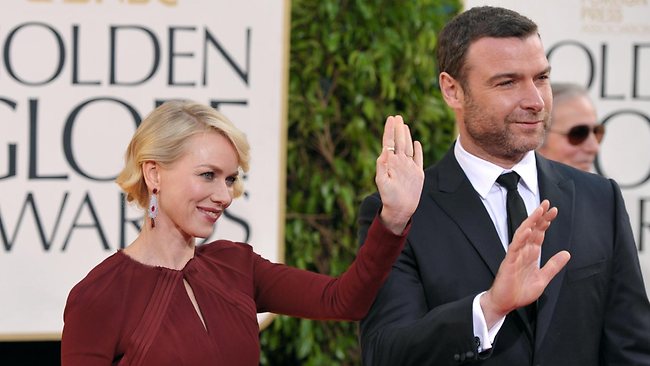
1;0;647;342
0;0;289;339
466;0;650;293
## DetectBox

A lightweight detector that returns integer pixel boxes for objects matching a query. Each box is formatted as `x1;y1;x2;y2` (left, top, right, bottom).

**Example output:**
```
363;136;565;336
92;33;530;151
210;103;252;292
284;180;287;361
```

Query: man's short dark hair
436;6;539;87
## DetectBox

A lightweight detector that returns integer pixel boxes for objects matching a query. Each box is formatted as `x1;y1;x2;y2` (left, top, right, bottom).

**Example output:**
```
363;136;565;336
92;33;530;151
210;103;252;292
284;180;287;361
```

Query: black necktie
496;171;537;334
496;172;527;242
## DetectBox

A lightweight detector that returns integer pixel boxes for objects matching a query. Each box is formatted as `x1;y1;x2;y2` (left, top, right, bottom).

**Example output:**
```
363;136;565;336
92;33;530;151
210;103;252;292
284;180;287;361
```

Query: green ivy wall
260;1;462;365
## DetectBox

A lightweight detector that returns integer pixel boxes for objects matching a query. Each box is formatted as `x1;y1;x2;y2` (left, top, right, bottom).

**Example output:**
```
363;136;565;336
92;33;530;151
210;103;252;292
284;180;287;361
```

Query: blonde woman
61;100;424;365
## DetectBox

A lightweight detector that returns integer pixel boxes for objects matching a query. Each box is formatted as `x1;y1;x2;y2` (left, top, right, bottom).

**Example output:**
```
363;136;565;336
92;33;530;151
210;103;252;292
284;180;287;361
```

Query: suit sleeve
600;179;650;364
358;194;486;366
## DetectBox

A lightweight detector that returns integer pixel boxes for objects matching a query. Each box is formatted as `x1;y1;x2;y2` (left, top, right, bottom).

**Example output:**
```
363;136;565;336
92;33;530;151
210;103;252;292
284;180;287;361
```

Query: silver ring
406;154;413;158
385;146;395;152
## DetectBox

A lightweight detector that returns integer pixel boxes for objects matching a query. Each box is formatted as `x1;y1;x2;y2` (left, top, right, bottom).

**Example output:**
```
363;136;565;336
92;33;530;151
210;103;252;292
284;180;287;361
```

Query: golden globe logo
0;0;288;338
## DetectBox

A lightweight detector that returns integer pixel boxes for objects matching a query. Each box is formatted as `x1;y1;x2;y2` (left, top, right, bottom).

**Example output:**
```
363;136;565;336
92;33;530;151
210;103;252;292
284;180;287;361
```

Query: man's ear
142;161;160;190
439;72;464;109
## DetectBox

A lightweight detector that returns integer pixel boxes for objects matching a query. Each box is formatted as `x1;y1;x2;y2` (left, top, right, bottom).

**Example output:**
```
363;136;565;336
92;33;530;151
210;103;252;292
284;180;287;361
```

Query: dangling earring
149;188;158;228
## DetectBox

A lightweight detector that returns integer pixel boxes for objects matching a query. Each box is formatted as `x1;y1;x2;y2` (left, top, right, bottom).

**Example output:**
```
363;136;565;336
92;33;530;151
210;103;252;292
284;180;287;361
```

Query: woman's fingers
403;124;414;159
382;116;397;155
413;141;423;168
382;115;418;159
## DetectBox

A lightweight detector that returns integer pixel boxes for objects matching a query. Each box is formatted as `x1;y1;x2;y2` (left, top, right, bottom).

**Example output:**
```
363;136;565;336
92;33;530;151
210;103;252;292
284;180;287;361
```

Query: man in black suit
357;6;650;365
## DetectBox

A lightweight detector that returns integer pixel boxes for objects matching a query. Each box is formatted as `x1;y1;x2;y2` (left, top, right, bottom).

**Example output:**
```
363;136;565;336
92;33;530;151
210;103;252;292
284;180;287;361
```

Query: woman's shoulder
195;240;264;272
66;251;134;307
196;239;255;256
62;252;135;356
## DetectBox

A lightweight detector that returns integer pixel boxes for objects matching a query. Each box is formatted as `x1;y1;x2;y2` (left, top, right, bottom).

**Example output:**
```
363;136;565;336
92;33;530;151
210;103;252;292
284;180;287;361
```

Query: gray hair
551;82;590;106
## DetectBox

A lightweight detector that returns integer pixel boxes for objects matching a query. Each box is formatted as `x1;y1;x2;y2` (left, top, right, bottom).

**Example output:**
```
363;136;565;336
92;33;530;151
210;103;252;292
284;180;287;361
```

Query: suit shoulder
543;159;618;200
361;191;381;203
359;162;443;208
359;192;383;217
546;159;611;185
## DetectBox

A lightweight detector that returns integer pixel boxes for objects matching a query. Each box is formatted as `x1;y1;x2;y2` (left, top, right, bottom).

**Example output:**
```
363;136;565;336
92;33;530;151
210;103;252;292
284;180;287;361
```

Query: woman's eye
200;172;215;180
225;176;237;186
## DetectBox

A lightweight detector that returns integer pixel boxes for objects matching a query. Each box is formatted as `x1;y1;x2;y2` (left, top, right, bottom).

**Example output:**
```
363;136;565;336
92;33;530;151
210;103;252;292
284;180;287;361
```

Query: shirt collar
454;136;539;199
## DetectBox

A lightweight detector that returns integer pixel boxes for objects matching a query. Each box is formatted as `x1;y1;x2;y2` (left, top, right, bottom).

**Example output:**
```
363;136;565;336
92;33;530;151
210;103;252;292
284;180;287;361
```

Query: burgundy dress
61;217;407;365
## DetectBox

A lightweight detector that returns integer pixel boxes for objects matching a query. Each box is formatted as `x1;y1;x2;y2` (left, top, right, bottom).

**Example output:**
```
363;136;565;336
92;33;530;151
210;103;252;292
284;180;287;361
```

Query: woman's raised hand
376;115;424;234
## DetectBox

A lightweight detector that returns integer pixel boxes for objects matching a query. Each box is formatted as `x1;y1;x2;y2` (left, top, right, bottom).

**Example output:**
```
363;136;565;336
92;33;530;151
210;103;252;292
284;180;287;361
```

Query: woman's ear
142;161;160;190
439;72;464;109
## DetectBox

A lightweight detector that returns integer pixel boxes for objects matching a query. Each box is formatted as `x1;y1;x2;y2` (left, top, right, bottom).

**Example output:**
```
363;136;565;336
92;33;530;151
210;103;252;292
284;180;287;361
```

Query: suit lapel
428;148;505;277
432;150;535;341
430;149;575;343
534;155;574;349
428;149;576;345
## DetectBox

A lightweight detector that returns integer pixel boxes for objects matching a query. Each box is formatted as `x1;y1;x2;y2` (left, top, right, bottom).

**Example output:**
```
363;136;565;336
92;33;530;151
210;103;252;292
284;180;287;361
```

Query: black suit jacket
358;147;650;365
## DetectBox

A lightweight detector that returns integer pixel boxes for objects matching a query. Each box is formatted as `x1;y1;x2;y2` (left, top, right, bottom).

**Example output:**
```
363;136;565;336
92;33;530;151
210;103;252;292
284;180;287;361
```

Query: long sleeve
252;215;409;320
600;179;650;364
357;193;483;366
61;261;126;366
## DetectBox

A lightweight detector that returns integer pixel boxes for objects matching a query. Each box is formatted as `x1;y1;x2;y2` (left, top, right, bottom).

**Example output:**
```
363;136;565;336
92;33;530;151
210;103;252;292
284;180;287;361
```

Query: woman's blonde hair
116;100;250;209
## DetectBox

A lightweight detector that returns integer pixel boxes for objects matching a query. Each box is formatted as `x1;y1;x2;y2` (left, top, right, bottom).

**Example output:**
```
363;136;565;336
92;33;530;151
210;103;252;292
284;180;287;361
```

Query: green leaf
260;0;460;364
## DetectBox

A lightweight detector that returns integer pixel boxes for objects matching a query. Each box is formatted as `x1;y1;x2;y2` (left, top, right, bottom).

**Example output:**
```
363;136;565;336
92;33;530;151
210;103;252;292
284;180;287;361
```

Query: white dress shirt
454;137;541;352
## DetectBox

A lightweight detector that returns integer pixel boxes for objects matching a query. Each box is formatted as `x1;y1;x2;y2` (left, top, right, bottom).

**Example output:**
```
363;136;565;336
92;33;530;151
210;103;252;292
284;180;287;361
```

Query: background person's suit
358;146;650;366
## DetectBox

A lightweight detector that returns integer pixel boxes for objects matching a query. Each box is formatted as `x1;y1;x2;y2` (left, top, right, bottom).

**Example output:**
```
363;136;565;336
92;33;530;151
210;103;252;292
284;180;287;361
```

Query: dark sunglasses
551;124;605;145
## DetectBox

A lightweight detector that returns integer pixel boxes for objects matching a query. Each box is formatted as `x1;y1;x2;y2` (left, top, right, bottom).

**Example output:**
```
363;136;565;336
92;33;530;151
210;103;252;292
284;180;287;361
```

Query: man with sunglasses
538;82;605;172
357;6;650;366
